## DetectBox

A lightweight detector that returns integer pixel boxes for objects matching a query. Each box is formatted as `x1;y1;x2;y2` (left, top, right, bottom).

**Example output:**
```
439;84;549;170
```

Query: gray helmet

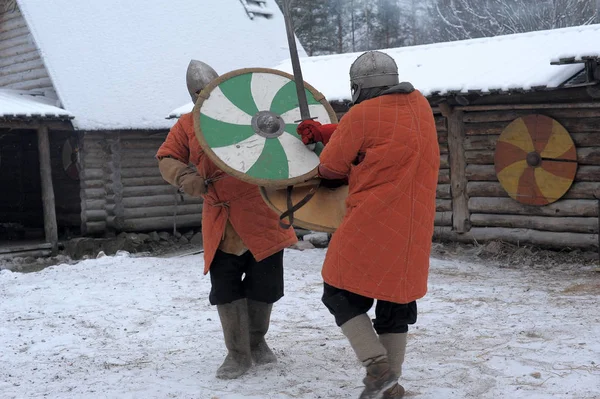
349;51;399;103
186;60;218;103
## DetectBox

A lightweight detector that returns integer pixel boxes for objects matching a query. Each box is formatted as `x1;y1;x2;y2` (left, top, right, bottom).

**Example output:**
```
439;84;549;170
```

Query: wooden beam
457;102;600;112
0;120;74;131
37;126;59;255
445;106;470;232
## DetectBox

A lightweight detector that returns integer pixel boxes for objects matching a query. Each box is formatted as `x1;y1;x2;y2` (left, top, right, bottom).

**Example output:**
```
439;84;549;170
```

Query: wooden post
37;126;58;255
440;103;470;233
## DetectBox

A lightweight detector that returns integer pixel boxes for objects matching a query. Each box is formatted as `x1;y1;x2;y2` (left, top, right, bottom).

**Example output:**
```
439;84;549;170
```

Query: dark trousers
322;283;417;334
208;250;284;305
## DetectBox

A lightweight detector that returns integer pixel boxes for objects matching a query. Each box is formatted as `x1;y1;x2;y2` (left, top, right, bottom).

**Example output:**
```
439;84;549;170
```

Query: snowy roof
0;89;73;120
16;0;305;131
272;24;600;102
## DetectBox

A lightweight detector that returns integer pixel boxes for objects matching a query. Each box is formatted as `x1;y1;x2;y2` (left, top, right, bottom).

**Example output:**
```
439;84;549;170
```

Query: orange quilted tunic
157;113;297;273
319;91;440;303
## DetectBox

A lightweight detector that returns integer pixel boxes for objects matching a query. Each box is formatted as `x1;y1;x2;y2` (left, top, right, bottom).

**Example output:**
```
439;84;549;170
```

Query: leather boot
247;299;277;364
340;314;396;399
379;333;407;398
215;299;252;379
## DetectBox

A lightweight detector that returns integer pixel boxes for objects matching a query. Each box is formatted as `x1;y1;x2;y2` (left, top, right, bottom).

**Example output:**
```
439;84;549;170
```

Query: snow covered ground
1;249;599;399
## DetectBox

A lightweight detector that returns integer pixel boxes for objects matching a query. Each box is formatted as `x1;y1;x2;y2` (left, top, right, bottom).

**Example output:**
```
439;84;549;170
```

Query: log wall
79;130;203;235
455;107;600;249
0;5;55;95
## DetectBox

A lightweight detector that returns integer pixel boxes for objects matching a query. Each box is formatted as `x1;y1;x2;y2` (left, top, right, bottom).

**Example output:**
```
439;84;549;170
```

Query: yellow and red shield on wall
494;115;578;206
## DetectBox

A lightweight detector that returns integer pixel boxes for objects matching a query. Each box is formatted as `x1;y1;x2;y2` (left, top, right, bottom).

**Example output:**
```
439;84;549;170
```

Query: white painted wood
278;131;320;178
212;134;266;173
200;86;253;124
250;72;290;111
280;104;333;125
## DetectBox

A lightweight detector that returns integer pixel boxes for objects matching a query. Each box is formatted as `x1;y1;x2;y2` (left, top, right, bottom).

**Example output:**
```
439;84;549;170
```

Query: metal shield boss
193;67;346;232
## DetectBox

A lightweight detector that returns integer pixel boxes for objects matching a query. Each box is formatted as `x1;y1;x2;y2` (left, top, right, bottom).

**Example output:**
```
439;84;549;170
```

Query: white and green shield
193;68;338;187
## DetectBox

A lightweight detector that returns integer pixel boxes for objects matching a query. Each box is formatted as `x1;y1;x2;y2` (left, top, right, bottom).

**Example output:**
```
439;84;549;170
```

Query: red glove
296;120;338;146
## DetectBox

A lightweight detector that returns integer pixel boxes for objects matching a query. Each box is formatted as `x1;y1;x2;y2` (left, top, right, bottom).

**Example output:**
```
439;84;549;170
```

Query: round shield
193;68;338;188
494;114;578;206
260;181;348;233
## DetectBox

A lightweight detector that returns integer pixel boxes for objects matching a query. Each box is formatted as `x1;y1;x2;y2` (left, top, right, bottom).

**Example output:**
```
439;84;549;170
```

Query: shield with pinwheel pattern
193;68;338;188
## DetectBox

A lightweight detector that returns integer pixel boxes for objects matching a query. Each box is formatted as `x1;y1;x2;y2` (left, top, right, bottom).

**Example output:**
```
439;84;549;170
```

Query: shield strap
279;182;321;229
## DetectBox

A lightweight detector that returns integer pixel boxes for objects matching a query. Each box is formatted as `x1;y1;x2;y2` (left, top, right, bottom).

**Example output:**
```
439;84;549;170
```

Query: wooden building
272;25;600;250
1;0;303;254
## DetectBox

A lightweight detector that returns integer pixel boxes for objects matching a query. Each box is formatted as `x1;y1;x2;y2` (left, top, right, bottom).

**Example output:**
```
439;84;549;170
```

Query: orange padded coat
157;113;297;273
319;90;440;303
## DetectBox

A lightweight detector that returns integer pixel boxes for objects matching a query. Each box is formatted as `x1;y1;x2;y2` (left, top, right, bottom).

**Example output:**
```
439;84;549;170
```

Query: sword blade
282;0;311;121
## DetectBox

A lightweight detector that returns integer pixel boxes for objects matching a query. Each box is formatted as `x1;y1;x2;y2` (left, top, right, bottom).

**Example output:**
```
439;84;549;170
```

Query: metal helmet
349;51;399;103
186;59;218;103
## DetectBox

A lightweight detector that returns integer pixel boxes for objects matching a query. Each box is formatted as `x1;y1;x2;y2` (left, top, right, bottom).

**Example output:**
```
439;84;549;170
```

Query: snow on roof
16;0;304;131
273;24;600;102
0;89;73;120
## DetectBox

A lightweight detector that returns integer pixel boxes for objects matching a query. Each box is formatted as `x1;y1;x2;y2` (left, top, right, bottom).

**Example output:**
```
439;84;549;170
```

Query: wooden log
120;168;163;178
440;154;449;169
470;213;598;234
466;165;497;181
122;194;181;208
577;166;600;182
437;184;451;199
83;210;108;222
80;168;104;180
446;109;470;232
435;211;453;226
120;214;203;232
81;179;105;189
577;147;600;165
468;197;598;217
0;242;52;255
439;143;449;154
84;199;106;211
436;199;452;212
83;188;106;200
467;182;508;198
465;150;494;165
465;122;504;136
467;181;600;200
572;133;600;147
438;132;448;144
438;169;450;184
464;135;498;151
122;185;177;197
121;176;168;187
84;221;107;234
459;103;600;112
37;126;58;254
121;157;159;168
463;109;600;123
433;226;597;249
123;204;203;219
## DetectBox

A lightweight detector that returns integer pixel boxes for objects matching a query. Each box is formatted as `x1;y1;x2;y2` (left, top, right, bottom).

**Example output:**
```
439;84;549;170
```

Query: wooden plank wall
441;107;600;249
79;130;203;235
0;5;54;94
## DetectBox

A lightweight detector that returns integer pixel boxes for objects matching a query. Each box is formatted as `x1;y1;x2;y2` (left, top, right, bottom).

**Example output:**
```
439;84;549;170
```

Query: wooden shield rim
259;184;338;233
193;67;339;188
494;114;577;206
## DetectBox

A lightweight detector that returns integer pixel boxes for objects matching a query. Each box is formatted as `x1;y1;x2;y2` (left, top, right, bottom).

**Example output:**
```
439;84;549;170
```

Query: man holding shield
157;60;297;380
297;51;440;399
